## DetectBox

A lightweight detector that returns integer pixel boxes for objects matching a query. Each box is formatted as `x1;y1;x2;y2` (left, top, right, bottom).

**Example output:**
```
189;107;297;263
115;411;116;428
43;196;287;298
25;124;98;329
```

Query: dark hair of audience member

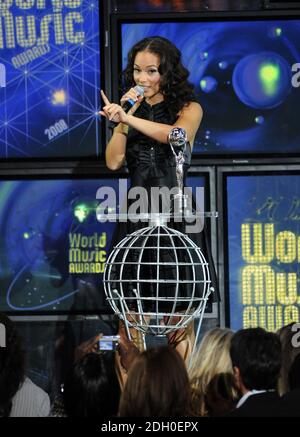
119;346;191;417
230;327;282;391
0;313;26;417
205;372;239;416
277;322;300;395
288;353;300;391
63;352;120;417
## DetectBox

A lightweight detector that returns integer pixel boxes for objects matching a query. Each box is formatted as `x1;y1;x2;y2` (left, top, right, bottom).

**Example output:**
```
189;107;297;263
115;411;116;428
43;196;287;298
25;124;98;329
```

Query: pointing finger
100;90;110;106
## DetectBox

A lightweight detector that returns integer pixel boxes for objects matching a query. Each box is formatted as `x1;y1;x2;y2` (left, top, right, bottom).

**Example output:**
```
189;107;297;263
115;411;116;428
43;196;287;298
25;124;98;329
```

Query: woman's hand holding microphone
100;86;144;124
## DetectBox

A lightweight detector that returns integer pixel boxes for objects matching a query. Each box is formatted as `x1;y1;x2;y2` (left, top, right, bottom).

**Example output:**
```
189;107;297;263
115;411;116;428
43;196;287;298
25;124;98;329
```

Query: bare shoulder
180;101;203;118
185;101;202;113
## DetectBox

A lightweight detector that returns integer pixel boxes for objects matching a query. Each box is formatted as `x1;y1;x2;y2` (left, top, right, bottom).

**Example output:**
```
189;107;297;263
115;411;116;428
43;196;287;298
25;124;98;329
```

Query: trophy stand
168;127;208;365
168;126;189;215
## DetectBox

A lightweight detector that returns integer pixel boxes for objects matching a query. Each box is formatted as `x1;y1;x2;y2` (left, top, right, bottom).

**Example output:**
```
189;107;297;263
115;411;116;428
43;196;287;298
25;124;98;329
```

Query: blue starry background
0;0;101;159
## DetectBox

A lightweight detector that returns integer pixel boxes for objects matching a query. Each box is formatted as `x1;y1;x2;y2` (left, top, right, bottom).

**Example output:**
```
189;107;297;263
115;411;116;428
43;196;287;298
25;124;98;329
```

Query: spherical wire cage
103;225;212;337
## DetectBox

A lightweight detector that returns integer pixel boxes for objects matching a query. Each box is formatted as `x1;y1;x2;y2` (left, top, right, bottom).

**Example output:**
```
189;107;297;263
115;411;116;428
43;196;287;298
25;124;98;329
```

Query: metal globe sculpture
103;225;211;336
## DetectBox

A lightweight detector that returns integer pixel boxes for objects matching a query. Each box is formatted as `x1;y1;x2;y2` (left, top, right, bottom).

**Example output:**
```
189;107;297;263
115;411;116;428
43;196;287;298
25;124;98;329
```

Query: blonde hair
188;328;236;416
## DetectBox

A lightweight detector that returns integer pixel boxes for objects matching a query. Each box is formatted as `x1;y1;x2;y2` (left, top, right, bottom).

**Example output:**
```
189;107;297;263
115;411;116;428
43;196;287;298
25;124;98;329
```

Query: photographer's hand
74;333;102;362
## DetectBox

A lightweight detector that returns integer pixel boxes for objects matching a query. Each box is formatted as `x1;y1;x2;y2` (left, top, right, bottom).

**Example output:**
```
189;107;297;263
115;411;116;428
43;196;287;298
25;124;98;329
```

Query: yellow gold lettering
99;251;106;263
242;265;275;305
276;231;297;263
16;15;36;47
69;249;81;262
37;13;52;46
16;0;34;9
53;13;64;44
0;0;13;10
64;0;82;8
243;306;257;328
276;272;297;305
65;12;84;44
0;8;15;49
242;223;274;264
37;0;46;8
51;0;63;12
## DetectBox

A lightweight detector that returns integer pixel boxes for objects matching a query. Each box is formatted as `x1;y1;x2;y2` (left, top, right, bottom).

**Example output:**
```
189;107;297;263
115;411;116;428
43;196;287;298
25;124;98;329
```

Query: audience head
119;345;190;417
63;351;120;417
230;327;282;393
0;313;26;417
205;372;238;416
189;328;234;383
188;328;238;416
277;322;300;395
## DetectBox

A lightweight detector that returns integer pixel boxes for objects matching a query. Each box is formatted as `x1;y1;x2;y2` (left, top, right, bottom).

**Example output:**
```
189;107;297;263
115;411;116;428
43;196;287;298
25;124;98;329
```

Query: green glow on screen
259;63;280;95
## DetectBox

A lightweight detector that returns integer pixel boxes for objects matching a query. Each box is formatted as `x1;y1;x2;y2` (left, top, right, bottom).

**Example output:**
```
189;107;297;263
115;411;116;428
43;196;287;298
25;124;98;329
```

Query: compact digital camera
98;335;120;351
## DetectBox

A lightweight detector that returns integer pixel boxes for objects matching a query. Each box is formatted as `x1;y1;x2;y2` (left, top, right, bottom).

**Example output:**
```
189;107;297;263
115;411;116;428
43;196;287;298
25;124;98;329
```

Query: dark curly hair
0;313;26;417
63;352;120;417
122;36;197;119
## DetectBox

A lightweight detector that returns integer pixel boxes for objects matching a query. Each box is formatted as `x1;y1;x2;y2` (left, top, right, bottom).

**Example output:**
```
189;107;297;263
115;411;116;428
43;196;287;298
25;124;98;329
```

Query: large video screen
0;177;121;313
120;17;300;156
0;0;101;159
225;171;300;331
0;174;206;313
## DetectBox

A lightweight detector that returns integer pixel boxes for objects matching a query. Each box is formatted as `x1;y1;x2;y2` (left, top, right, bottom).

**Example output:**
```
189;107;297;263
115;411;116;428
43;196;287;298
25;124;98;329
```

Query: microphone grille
135;85;144;96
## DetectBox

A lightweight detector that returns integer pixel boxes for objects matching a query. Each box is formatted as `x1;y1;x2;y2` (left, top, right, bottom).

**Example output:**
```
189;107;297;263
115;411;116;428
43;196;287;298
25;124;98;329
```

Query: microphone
121;85;144;112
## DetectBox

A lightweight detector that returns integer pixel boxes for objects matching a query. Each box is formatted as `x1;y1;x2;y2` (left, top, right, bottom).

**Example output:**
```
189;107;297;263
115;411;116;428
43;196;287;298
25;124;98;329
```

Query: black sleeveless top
125;100;191;190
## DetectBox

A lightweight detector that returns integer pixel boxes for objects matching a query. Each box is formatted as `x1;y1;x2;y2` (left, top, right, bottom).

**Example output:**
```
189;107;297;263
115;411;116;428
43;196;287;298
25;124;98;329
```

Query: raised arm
126;101;203;148
100;91;203;170
105;123;128;171
100;90;128;171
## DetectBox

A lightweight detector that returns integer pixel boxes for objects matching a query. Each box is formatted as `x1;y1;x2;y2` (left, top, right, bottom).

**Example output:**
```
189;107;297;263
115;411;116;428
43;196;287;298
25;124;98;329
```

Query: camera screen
99;336;119;351
99;340;114;351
